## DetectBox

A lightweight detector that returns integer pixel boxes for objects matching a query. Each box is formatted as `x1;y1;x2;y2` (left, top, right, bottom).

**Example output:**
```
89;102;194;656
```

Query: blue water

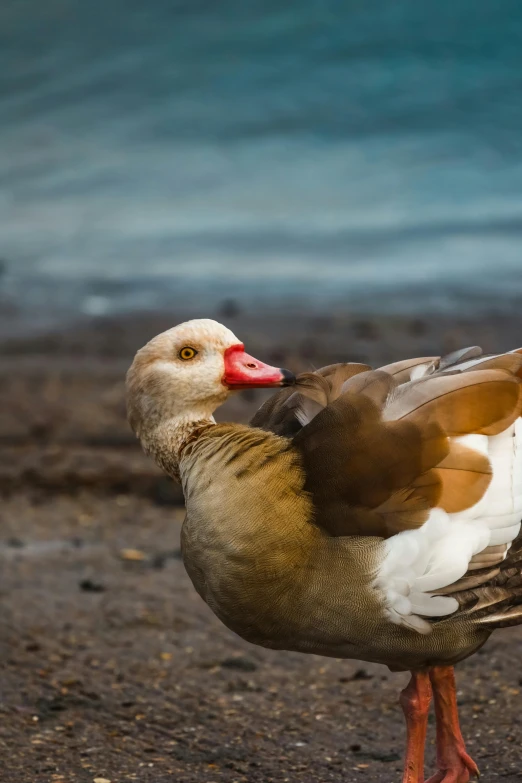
2;0;522;328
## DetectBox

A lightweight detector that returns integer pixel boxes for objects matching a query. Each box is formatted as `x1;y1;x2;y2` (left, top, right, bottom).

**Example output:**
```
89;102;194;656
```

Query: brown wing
292;353;522;538
250;347;505;433
438;345;482;370
378;356;439;384
250;362;370;437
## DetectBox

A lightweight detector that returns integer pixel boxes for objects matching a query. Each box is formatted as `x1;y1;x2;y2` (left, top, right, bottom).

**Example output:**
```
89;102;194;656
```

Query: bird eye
179;346;198;361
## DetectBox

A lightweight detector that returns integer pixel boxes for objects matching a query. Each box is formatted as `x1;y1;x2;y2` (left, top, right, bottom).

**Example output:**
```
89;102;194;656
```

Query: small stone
7;537;24;548
119;548;146;561
79;579;105;593
221;656;257;672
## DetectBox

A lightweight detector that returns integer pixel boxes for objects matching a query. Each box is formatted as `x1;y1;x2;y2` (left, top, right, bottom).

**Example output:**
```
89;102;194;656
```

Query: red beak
223;344;295;390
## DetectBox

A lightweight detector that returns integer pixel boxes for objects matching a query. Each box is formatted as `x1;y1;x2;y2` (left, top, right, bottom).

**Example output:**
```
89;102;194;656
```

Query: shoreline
3;271;522;343
3;306;522;500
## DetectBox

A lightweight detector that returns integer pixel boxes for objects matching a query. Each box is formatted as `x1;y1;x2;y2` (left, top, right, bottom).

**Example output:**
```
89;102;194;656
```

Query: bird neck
139;414;216;481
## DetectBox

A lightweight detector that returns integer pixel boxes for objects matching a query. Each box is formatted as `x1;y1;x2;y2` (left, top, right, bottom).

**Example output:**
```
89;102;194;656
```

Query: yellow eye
179;346;198;361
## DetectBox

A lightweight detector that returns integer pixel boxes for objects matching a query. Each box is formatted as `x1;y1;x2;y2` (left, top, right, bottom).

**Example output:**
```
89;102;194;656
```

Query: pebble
119;548;146;561
79;579;105;593
220;656;257;672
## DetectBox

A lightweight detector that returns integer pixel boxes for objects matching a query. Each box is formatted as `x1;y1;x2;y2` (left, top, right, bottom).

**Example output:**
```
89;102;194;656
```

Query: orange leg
426;666;479;783
400;670;432;783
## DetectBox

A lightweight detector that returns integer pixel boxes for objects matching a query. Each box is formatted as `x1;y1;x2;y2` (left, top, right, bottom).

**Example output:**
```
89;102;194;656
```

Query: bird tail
452;538;522;630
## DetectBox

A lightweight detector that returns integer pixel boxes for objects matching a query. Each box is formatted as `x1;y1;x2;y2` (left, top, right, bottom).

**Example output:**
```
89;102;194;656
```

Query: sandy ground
2;308;522;783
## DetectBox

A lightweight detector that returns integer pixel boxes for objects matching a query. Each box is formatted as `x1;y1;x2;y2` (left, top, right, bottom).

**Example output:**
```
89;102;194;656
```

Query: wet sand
2;308;522;782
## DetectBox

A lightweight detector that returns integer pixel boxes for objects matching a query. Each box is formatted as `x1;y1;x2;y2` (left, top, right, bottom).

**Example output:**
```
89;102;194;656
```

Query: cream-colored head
126;318;293;439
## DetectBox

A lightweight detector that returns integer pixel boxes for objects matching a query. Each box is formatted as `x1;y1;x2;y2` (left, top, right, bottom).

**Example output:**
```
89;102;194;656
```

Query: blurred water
1;0;522;327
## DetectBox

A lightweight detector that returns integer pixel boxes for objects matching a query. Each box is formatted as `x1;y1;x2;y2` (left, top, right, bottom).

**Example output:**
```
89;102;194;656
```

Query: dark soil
2;310;522;783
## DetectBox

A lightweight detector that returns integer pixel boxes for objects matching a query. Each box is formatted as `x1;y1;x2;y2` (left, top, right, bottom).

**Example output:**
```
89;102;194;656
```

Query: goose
126;318;522;783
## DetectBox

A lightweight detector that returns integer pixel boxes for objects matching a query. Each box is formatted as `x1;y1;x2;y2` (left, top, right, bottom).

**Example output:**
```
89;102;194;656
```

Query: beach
2;308;522;782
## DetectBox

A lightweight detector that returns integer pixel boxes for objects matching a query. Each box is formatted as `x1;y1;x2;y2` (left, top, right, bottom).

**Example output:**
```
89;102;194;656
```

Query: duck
126;318;522;783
